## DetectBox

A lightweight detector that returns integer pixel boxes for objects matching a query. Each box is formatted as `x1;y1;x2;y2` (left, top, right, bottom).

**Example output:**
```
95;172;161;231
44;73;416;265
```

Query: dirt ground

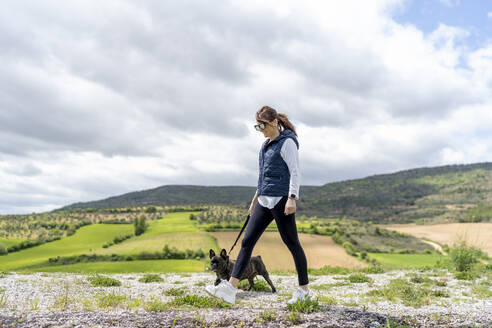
382;223;492;256
210;232;367;270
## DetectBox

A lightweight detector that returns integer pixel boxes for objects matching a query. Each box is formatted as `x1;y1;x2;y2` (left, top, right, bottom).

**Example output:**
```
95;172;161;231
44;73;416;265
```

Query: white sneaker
287;287;314;305
204;279;237;304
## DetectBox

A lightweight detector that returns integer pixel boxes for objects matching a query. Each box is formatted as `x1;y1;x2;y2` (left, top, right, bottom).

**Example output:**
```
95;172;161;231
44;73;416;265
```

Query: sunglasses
254;121;270;131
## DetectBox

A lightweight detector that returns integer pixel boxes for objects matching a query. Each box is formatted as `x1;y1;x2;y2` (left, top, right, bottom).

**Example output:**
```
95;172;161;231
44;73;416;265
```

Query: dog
209;248;276;293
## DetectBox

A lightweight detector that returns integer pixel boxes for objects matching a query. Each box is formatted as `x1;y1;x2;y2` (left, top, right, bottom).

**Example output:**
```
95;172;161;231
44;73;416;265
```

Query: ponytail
276;112;297;137
256;106;297;137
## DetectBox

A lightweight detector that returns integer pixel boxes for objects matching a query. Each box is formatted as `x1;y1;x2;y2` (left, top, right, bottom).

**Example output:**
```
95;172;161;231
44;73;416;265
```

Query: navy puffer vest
257;129;299;196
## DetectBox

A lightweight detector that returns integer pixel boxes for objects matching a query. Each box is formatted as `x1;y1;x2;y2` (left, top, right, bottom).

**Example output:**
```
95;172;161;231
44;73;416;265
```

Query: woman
205;105;313;305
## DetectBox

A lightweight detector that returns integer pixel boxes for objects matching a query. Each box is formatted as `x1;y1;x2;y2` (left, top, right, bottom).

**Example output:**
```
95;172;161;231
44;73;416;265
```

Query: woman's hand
284;198;296;215
249;192;258;215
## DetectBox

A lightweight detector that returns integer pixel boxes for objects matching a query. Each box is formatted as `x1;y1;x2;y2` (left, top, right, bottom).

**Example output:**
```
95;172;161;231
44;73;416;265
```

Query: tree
134;215;149;236
0;243;7;255
145;206;157;213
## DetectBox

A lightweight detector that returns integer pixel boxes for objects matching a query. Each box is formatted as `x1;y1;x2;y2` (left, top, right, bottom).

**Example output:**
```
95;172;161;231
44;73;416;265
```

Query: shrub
286;295;320;313
347;273;372;283
259;309;277;322
0;243;7;255
145;206;157;213
284;311;302;325
449;242;479;272
134;215;149;236
342;241;355;253
164;287;187;296
87;274;122;287
362;265;385;274
454;271;474;280
139;274;163;283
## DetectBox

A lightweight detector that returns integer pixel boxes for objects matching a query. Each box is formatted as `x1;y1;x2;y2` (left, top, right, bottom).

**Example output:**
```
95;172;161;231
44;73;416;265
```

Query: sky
1;0;491;215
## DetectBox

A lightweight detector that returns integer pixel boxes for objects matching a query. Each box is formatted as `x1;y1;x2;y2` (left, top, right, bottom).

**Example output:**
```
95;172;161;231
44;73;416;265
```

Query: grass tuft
347;273;372;283
287;295;321;313
366;278;448;308
87;274;121;287
163;286;187;296
97;292;127;309
237;279;273;292
171;294;232;308
139;273;164;283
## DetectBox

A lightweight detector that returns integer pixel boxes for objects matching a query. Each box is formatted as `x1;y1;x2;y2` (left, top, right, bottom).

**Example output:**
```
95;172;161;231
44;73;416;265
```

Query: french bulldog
209;248;276;293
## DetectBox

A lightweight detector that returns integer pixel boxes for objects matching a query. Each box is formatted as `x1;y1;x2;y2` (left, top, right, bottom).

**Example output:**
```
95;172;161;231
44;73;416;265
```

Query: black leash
227;213;250;256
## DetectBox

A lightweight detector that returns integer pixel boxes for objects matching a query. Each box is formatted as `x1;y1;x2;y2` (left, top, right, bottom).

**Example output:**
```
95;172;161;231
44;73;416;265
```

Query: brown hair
256;105;297;137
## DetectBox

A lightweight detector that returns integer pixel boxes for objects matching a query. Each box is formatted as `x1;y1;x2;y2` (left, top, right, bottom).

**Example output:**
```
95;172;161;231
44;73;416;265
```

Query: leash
227;213;250;256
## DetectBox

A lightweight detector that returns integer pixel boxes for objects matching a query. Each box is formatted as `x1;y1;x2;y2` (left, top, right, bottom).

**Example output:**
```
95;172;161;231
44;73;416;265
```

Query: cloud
0;0;491;214
0;162;42;177
438;0;461;7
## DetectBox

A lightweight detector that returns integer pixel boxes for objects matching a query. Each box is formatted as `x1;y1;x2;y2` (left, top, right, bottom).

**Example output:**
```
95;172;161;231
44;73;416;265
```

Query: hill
53;162;492;224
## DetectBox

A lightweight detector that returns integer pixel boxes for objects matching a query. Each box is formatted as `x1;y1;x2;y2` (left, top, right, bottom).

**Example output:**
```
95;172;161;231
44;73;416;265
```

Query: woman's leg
271;196;309;287
230;200;274;287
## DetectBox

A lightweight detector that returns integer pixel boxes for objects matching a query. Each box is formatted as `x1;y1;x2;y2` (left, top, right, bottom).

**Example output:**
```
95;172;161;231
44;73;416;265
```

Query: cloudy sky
1;0;491;214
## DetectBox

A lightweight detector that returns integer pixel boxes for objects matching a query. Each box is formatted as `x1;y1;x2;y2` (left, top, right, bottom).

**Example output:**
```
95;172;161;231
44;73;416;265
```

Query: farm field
210;231;367;270
367;253;444;268
0;224;134;271
0;211;216;272
7;209;487;274
91;211;217;255
382;223;492;256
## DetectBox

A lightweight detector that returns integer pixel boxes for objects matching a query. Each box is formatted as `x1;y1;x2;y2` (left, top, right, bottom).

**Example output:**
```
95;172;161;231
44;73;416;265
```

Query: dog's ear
209;249;215;259
220;248;228;259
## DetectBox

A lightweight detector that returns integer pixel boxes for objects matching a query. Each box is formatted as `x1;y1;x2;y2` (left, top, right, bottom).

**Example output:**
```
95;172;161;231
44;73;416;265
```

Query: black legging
231;195;309;286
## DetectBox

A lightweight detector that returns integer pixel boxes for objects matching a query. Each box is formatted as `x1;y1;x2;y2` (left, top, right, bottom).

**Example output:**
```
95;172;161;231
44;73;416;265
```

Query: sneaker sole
205;288;215;297
205;288;236;304
220;295;235;304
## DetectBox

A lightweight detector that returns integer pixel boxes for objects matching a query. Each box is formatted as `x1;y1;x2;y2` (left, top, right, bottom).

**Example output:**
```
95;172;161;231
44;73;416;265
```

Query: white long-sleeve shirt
256;138;300;209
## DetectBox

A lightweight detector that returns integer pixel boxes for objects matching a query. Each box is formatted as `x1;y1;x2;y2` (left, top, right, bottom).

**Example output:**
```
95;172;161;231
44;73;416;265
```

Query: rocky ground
0;270;490;327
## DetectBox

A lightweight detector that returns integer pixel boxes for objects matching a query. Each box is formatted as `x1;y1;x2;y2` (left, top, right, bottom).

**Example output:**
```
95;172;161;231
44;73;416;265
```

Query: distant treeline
44;162;492;224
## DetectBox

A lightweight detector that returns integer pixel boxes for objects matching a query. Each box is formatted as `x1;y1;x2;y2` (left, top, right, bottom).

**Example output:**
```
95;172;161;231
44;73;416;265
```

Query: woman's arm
248;189;259;215
280;138;300;200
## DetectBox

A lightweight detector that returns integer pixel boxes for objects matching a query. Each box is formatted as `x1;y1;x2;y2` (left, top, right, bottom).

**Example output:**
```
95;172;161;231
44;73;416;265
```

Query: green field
0;211;217;272
14;259;206;273
0;209;463;273
0;224;134;270
368;253;444;268
92;211;217;255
